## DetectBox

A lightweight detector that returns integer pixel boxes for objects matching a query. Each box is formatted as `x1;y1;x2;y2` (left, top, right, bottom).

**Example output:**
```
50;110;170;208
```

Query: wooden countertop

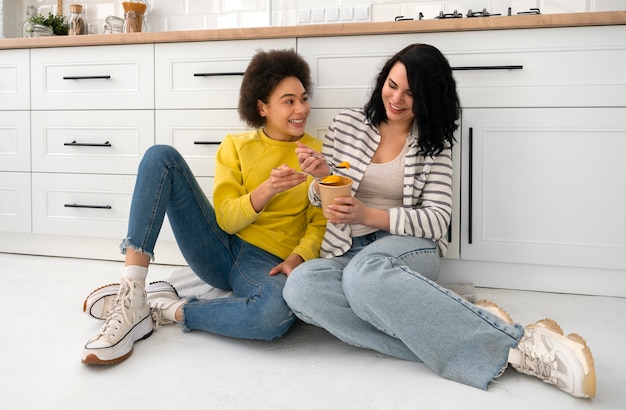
1;11;625;50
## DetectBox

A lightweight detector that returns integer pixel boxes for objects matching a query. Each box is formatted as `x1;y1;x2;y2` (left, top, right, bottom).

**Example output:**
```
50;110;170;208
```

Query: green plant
28;12;69;35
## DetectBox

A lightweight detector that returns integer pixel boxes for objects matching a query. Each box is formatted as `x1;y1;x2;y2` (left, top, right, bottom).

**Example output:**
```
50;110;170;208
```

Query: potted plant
25;11;69;37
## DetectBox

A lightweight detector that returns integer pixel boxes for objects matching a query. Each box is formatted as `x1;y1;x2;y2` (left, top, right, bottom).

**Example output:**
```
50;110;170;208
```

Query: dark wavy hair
364;44;460;156
238;49;312;128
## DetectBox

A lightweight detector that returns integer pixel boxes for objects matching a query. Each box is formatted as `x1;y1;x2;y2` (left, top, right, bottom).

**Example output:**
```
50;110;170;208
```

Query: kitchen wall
2;0;626;38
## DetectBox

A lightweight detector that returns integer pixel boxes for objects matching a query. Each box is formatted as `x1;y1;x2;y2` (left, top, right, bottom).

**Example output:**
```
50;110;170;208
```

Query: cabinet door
0;49;30;110
0;172;31;233
0;111;30;172
461;108;626;270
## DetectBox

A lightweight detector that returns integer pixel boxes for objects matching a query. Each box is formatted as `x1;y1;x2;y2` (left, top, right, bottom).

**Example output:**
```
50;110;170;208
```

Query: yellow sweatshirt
214;129;326;261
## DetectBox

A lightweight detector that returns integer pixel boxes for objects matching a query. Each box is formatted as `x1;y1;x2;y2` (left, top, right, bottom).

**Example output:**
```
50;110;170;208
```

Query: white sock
123;265;148;288
508;348;522;367
161;300;185;323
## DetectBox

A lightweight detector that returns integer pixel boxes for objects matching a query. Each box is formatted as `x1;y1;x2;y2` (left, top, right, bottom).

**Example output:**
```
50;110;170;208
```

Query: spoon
308;153;350;169
297;172;342;185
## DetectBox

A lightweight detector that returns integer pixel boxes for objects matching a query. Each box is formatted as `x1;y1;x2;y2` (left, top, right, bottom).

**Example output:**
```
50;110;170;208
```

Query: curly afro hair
238;49;312;128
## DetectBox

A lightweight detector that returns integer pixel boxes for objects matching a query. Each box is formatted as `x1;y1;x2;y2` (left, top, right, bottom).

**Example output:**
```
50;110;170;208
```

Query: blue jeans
283;231;524;389
121;145;295;341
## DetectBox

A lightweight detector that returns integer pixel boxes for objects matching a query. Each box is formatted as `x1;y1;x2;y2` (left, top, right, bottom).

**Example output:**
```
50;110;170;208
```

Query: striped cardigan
310;108;453;258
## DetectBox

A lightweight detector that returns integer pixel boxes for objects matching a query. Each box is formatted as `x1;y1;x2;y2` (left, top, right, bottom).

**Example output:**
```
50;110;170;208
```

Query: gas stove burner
467;8;501;18
436;10;463;19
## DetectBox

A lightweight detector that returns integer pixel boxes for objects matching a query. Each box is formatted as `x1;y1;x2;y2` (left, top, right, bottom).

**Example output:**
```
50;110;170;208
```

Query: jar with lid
122;1;149;33
68;4;86;35
103;15;124;34
22;5;38;37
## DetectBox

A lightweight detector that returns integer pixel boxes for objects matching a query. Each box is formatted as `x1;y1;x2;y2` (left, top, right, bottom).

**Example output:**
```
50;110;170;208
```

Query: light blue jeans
121;145;295;341
283;231;524;389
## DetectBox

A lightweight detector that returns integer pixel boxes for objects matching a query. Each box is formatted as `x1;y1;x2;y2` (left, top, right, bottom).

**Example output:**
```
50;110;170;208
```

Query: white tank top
351;139;409;237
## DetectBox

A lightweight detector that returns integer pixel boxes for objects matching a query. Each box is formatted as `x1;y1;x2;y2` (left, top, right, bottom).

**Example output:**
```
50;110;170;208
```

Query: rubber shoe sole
475;299;514;324
517;319;596;398
83;281;179;320
81;313;154;365
83;283;119;320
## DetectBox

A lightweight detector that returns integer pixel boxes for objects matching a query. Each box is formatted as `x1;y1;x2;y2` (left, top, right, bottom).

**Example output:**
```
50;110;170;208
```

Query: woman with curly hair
283;44;595;398
81;49;326;365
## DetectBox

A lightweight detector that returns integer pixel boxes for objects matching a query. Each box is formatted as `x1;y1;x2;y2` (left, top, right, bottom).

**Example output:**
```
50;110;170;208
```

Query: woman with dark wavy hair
81;49;326;365
284;44;595;398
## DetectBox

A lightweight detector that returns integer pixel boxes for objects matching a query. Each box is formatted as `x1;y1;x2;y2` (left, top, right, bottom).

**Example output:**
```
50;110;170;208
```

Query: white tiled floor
1;252;624;409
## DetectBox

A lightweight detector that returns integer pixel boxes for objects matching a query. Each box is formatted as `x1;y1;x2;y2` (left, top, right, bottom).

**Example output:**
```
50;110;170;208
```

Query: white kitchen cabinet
1;24;624;294
298;25;626;109
155;39;296;109
0;49;29;110
31;110;154;175
0;172;31;233
0;111;30;172
460;107;626;271
0;50;30;234
31;173;136;238
31;44;154;110
155;109;251;178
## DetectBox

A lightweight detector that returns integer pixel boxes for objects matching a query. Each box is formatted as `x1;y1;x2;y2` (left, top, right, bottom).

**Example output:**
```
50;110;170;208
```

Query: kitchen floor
1;252;624;410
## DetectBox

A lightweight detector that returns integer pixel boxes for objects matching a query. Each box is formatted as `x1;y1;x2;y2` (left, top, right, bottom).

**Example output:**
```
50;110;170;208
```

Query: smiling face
257;76;310;142
381;62;415;129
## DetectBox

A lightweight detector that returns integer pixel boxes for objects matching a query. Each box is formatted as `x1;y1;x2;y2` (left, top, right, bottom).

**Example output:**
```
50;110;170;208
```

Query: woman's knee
283;258;340;311
283;263;317;309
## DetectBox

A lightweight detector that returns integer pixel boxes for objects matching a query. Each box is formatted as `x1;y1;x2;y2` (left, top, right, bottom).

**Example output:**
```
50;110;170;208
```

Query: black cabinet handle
193;141;221;145
64;141;112;147
63;75;112;80
468;127;473;245
451;65;523;71
64;204;112;209
193;72;244;77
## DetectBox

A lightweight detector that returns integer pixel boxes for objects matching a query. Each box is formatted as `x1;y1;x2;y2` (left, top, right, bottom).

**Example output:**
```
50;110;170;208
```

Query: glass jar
104;15;124;34
122;1;149;33
29;24;54;37
22;5;38;38
68;4;86;35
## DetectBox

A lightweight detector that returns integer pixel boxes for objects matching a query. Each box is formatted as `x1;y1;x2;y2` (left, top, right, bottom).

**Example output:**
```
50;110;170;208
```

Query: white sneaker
83;281;179;320
81;279;153;365
148;292;184;329
475;300;514;324
510;318;596;398
83;283;119;320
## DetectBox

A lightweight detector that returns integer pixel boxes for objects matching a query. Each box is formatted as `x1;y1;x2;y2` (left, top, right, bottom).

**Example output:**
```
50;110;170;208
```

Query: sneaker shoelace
151;308;175;330
517;331;557;383
93;280;136;342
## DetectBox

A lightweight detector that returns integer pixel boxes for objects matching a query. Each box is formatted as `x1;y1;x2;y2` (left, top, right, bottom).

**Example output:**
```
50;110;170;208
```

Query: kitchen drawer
446;26;626;108
298;25;626;109
32;110;154;175
31;44;154;110
0;49;30;110
155;109;251;177
32;173;135;238
155;38;296;109
0;172;31;233
0;111;30;172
